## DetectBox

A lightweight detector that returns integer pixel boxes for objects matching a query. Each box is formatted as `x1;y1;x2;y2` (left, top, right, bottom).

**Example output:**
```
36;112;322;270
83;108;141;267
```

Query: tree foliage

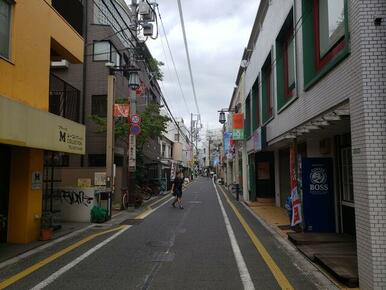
148;58;164;81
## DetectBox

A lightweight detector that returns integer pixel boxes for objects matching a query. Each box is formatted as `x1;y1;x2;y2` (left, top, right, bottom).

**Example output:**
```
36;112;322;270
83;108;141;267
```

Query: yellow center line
0;225;128;290
218;185;294;290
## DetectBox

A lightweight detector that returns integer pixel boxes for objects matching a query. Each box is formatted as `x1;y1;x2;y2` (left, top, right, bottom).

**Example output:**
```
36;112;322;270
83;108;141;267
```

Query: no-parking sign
131;114;141;124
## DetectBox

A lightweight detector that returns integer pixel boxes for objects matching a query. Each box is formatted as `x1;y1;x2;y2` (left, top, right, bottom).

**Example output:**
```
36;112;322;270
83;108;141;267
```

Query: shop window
276;9;296;111
244;94;251;138
341;147;353;202
93;41;121;66
262;53;273;124
0;0;12;59
88;154;106;167
91;95;107;117
251;77;260;131
302;0;349;89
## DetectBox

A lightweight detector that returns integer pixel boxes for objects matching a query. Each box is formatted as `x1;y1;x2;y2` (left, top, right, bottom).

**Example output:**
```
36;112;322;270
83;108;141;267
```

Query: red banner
114;104;129;117
232;113;244;129
290;143;302;226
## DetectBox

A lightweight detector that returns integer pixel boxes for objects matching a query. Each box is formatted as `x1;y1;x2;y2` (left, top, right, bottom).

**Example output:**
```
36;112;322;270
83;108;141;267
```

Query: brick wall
350;1;386;289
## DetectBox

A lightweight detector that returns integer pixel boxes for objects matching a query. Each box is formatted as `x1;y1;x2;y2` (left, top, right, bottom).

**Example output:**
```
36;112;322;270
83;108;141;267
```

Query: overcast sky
144;0;260;133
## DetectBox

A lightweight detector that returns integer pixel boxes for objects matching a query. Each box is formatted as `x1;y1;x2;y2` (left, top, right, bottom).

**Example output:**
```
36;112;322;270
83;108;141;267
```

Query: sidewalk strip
0;225;129;290
212;180;255;290
30;225;130;290
218;185;294;290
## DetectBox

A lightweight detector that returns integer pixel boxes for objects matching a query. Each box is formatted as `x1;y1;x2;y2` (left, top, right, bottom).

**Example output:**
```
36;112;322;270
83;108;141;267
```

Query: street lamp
128;71;140;90
218;110;226;124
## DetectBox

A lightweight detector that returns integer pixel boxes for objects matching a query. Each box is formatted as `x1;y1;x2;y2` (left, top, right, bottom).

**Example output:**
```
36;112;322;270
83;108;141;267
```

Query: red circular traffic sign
131;114;141;124
130;124;141;136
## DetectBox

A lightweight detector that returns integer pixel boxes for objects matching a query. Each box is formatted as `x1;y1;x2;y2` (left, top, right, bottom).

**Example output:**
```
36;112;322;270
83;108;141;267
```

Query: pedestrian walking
171;171;184;209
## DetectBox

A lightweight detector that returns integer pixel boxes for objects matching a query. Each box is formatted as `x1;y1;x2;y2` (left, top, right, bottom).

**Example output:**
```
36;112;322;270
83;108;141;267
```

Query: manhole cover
120;219;144;225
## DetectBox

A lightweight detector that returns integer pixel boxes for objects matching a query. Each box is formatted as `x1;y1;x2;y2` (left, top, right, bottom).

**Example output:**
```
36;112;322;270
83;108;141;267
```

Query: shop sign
0;97;85;154
31;171;42;190
94;172;106;186
252;127;266;152
128;135;136;172
290;144;302;226
232;113;244;140
302;158;335;232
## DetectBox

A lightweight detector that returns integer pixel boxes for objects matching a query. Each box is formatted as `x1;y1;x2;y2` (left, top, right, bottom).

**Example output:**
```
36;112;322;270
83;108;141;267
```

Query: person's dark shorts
175;189;182;198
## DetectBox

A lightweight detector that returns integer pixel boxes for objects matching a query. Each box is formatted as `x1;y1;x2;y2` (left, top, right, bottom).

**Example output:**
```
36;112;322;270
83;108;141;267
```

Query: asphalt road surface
0;177;336;290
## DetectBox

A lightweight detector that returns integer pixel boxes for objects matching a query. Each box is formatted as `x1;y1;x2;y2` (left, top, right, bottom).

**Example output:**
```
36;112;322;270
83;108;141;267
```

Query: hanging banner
113;104;129;117
128;135;136;172
232;113;244;140
223;132;232;155
290;144;302;226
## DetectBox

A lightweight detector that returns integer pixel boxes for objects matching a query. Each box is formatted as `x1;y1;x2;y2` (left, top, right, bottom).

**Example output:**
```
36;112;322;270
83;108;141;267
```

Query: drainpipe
81;0;88;167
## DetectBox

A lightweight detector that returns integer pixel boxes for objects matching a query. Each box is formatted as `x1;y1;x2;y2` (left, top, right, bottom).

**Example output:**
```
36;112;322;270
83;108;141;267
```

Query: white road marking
30;225;130;290
212;180;255;290
0;224;95;271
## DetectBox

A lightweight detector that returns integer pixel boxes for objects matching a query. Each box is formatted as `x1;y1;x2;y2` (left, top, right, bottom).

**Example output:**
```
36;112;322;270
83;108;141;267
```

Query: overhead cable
176;0;201;118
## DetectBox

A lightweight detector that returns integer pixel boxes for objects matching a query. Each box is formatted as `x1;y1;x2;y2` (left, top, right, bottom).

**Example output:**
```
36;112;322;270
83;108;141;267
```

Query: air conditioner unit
50;59;69;69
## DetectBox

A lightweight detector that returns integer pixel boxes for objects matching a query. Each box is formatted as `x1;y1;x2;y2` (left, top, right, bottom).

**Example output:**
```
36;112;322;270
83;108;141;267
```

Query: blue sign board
302;158;335;232
130;124;141;136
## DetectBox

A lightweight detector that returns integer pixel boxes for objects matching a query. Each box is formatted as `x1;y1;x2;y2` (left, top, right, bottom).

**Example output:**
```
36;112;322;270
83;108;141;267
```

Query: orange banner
232;113;244;129
114;104;129;117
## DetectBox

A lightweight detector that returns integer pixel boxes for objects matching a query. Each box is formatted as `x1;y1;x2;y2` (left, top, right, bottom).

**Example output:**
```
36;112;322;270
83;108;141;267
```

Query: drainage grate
120;218;144;225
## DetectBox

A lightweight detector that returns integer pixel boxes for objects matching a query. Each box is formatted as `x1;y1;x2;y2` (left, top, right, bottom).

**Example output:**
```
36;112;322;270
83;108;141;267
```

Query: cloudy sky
144;0;260;132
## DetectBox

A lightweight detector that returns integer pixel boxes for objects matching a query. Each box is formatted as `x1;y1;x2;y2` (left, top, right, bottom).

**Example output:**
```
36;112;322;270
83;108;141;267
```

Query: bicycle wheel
122;192;129;209
142;190;152;201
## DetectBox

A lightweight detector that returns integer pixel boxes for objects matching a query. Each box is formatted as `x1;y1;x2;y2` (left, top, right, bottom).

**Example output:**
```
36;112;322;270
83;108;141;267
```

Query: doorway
0;145;11;243
255;152;275;199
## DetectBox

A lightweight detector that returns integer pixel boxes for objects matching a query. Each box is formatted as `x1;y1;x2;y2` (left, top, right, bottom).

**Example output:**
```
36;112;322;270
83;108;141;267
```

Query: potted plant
40;212;53;241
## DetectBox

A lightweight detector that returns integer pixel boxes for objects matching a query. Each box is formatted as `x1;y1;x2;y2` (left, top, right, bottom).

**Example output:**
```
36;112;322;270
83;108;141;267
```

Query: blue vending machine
302;158;335;232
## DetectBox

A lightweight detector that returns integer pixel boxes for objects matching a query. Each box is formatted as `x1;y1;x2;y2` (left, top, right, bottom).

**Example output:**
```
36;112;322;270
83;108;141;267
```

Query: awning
0;96;86;154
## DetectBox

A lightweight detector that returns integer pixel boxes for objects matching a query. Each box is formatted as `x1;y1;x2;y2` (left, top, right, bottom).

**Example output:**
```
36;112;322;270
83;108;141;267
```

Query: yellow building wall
0;0;84;243
7;148;43;243
0;0;83;110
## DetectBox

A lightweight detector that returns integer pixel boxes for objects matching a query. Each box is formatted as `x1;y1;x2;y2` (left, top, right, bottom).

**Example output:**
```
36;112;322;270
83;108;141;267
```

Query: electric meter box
143;23;153;36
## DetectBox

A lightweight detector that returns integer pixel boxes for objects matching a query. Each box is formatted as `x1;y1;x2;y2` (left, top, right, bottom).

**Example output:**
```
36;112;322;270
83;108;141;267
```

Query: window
302;0;349;89
244;94;251;138
88;154;106;167
341;147;353;202
318;0;345;58
262;54;273;123
162;143;166;157
0;0;12;59
91;95;107;117
93;41;120;66
276;9;296;111
251;77;259;131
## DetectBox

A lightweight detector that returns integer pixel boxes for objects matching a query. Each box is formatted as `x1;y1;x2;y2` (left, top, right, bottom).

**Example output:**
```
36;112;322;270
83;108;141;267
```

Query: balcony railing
52;0;84;36
49;74;80;123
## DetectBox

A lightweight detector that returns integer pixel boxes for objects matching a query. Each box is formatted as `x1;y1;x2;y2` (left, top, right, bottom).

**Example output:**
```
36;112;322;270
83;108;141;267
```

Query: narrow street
0;178;335;290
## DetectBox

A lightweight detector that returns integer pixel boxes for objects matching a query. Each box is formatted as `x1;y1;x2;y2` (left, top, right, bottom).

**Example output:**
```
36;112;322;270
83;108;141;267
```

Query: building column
7;148;44;243
351;1;386;289
241;141;249;201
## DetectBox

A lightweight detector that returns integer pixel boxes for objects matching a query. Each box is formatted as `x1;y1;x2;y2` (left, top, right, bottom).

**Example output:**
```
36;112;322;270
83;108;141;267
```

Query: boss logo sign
59;131;66;142
309;168;328;193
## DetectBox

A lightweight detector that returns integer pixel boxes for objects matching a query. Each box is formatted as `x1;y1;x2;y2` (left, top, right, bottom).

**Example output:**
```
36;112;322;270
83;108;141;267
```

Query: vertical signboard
290;144;302;226
302;158;335;232
232;113;244;140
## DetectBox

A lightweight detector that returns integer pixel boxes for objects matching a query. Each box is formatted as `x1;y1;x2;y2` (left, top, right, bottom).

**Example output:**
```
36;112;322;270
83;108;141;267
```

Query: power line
176;0;200;118
156;6;191;116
